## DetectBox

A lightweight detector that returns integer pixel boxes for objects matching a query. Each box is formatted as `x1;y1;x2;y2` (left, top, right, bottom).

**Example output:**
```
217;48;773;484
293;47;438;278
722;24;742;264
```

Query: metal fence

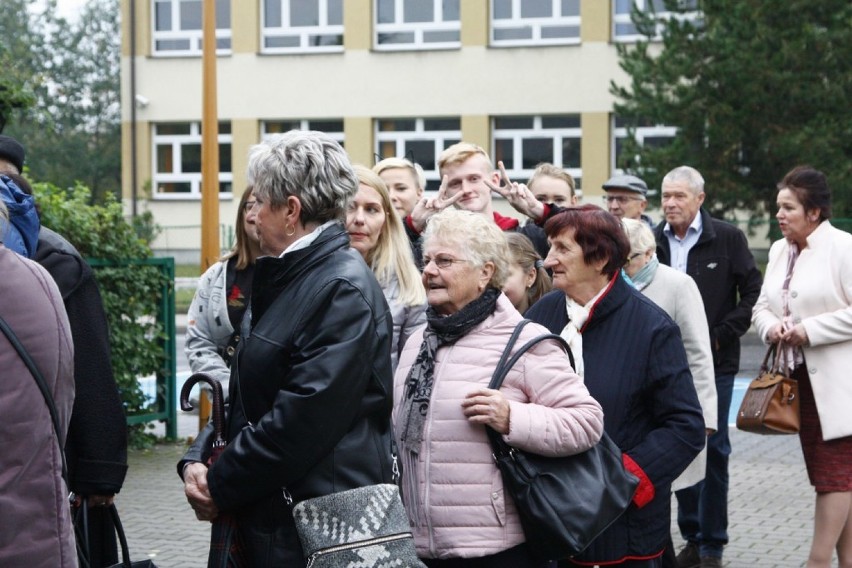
88;257;178;439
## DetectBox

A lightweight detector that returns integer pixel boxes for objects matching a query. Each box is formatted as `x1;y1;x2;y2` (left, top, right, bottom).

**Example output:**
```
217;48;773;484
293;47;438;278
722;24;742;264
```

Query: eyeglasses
243;201;257;212
423;256;470;269
603;195;644;204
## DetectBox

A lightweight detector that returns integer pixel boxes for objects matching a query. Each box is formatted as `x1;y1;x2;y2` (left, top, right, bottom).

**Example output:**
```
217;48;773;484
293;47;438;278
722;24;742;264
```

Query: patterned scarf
398;286;500;524
630;255;659;292
560;277;617;378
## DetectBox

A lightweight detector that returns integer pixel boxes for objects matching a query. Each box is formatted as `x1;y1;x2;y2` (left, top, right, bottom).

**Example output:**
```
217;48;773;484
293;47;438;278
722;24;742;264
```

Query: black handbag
104;504;158;568
485;320;639;561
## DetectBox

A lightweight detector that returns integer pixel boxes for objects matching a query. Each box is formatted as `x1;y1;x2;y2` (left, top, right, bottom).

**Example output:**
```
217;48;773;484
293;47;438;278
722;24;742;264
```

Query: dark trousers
423;544;551;568
674;373;735;559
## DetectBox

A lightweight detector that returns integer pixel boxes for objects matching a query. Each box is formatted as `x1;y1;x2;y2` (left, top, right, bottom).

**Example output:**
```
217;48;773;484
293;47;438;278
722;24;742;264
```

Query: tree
2;0;121;203
613;0;852;226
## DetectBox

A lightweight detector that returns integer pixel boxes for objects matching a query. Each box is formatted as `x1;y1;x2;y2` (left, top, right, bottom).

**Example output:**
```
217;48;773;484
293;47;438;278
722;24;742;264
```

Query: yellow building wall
344;0;372;50
461;0;489;47
231;0;259;54
344;117;375;168
580;112;612;199
461;116;491;152
581;0;612;43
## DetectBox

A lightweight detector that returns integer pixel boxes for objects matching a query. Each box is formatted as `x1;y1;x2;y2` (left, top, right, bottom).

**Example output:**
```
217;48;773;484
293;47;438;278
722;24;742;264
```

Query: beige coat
752;221;852;441
642;263;716;490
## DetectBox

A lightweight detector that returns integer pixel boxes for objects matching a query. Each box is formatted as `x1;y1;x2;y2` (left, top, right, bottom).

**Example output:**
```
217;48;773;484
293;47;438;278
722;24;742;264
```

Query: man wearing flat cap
602;173;655;227
0;134;25;175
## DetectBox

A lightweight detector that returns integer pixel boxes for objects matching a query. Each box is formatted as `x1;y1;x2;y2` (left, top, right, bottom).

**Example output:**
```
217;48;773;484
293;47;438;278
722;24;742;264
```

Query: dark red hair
544;204;630;278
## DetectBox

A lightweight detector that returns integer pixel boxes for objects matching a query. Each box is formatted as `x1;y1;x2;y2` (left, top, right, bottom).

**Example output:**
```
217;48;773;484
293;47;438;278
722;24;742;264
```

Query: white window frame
374;117;461;192
373;0;461;51
492;115;582;187
261;119;345;145
490;0;581;47
151;0;231;57
152;122;233;200
613;0;700;42
612;118;677;174
261;0;344;54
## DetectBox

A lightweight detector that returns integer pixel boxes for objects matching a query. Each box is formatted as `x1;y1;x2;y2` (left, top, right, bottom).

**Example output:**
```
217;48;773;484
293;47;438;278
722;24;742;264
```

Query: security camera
135;94;150;108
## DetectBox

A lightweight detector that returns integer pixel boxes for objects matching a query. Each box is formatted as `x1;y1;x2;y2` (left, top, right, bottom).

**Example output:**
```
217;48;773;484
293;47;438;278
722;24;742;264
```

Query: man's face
604;189;647;220
662;180;704;235
441;154;498;215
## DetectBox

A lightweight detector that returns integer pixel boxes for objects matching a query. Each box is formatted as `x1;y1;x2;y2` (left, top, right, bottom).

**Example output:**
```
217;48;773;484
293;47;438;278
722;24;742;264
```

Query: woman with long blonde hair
348;165;427;369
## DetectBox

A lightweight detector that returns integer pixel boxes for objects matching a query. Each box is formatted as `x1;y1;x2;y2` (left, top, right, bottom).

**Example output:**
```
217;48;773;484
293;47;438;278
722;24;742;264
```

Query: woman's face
502;262;535;311
242;192;259;244
544;228;607;302
623;248;652;278
346;184;387;259
379;167;422;218
776;188;818;246
422;238;494;316
532;175;576;207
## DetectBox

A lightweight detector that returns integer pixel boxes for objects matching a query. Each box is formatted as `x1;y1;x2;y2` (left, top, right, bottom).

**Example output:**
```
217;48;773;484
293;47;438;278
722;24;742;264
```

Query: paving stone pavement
115;410;820;568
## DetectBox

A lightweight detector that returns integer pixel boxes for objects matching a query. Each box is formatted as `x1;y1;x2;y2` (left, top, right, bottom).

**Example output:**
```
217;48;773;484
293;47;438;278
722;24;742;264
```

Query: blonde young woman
374;157;428;268
348;165;427;369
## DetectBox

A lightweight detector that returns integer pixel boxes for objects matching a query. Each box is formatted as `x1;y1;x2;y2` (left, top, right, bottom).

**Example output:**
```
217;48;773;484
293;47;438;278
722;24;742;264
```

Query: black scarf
400;286;500;446
397;287;500;522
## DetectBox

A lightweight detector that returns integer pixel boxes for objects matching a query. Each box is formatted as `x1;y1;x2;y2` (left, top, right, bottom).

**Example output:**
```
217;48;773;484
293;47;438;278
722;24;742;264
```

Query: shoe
700;557;723;568
675;542;701;568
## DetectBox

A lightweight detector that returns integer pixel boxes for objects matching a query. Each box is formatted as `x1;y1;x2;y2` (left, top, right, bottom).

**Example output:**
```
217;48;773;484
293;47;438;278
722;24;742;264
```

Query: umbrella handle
180;373;226;446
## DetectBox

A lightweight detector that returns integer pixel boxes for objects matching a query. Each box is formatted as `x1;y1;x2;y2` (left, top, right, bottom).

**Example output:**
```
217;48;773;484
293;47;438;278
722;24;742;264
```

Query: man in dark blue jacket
655;166;762;568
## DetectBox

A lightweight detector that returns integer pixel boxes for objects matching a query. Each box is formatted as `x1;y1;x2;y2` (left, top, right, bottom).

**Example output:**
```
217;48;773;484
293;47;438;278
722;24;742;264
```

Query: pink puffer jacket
393;294;604;560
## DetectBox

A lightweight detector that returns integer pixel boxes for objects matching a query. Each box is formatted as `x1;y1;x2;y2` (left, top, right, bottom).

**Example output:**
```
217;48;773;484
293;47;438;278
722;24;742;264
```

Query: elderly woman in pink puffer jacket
393;209;604;568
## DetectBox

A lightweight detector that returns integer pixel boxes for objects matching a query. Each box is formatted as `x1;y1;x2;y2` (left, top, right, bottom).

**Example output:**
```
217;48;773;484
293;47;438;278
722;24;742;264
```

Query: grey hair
247;130;358;225
423;209;510;289
663;165;705;195
622;218;656;256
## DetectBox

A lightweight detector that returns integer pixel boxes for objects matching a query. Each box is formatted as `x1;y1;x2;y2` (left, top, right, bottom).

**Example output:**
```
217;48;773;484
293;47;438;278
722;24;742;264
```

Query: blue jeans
675;373;734;559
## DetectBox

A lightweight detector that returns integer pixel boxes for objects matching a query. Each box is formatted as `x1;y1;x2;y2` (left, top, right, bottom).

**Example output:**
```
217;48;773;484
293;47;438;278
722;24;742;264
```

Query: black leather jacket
182;224;395;560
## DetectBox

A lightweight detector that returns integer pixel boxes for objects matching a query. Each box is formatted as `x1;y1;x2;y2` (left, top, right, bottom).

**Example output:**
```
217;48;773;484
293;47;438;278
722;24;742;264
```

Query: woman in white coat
752;166;852;568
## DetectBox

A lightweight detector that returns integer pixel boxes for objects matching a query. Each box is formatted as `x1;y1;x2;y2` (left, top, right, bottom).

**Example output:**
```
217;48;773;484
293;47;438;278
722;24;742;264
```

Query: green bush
34;181;168;447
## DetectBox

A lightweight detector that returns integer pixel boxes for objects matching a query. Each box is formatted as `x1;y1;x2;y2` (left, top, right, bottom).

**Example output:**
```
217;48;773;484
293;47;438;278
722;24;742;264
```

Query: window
152;0;231;56
261;119;345;146
375;118;461;191
492;115;582;187
613;0;700;42
374;0;460;51
612;116;676;172
261;0;344;53
153;122;233;198
491;0;581;46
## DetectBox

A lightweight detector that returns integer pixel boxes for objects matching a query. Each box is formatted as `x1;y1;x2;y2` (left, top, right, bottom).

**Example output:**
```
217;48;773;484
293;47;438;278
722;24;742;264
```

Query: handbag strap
485;322;576;457
0;313;69;482
109;504;135;568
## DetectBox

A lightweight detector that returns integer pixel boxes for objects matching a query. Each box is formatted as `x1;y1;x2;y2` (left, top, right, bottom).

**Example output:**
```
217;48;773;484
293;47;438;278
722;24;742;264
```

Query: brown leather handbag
736;343;800;435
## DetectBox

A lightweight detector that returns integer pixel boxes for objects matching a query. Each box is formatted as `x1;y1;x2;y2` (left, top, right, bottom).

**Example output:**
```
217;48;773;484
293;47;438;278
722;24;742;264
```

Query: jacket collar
578;274;632;334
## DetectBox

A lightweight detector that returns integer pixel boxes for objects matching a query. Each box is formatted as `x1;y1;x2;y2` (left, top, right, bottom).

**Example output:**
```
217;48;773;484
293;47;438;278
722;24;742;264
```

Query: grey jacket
0;246;76;567
381;273;426;371
185;260;233;389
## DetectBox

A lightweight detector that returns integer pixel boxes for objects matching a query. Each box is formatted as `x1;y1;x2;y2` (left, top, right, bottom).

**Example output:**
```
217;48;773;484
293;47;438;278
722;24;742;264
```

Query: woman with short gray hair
180;130;397;566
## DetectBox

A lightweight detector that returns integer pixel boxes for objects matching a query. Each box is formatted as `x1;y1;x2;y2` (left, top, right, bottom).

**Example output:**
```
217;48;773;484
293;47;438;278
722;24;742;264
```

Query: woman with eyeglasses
393;208;604;567
347;166;426;370
184;186;261;399
622;217;718;567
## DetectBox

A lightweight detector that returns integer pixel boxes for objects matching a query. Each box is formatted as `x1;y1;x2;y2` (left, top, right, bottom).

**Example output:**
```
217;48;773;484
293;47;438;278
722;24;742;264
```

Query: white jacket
642;263;716;490
380;273;426;371
752;221;852;441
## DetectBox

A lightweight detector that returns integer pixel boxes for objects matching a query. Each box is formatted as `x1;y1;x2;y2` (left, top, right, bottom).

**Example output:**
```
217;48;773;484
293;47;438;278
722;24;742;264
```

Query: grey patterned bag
292;484;426;568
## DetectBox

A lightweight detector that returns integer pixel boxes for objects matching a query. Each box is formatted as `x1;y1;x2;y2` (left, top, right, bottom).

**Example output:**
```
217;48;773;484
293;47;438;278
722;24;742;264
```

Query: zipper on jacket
305;532;413;568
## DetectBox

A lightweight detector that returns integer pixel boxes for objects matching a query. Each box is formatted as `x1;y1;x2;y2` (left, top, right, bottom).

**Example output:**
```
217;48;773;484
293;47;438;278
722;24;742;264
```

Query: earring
285;224;296;237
